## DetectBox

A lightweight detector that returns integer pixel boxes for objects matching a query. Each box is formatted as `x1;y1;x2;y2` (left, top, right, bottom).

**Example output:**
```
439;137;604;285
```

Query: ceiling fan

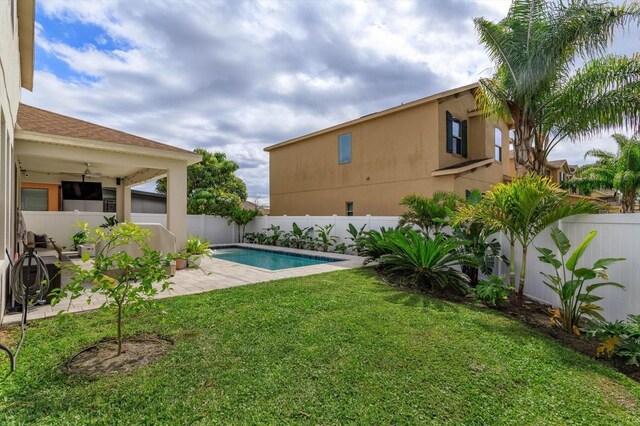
82;163;103;180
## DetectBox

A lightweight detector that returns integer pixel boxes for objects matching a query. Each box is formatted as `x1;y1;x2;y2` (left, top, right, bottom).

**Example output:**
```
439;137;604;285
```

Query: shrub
536;227;624;335
475;275;513;307
284;223;314;250
265;225;283;246
377;230;475;294
588;316;640;365
357;227;406;264
185;235;213;256
314;224;338;252
346;223;367;254
399;191;464;234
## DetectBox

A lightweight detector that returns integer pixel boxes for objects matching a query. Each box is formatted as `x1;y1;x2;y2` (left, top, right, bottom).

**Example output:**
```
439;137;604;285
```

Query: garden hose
0;248;50;372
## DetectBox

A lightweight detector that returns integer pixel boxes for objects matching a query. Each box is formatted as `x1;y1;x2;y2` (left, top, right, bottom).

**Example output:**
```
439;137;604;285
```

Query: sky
22;0;639;204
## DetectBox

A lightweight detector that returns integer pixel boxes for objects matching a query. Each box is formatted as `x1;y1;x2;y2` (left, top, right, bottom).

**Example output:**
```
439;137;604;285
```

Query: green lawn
1;268;639;424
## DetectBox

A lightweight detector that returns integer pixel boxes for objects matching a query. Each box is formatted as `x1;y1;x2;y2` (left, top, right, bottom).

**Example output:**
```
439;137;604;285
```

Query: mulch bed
66;334;173;379
375;268;640;383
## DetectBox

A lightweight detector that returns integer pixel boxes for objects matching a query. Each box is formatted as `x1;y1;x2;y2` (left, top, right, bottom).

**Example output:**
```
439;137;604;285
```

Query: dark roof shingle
17;103;192;155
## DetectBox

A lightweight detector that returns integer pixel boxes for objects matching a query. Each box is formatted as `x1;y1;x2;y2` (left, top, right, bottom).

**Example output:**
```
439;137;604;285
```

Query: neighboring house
544;159;573;185
265;84;511;216
1;0;35;321
242;200;270;215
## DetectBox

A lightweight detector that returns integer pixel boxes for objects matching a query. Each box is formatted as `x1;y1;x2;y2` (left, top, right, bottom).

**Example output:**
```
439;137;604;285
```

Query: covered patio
14;104;201;248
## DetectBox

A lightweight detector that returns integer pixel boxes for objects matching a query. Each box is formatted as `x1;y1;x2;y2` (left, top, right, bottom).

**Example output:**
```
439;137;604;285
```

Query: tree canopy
156;148;248;216
475;0;640;175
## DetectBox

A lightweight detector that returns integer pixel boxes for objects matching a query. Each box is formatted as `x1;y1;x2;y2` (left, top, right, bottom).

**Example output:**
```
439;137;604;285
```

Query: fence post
366;214;371;230
200;214;206;240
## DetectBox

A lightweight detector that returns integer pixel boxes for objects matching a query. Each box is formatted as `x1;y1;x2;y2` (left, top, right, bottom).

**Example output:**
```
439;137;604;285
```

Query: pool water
212;247;338;270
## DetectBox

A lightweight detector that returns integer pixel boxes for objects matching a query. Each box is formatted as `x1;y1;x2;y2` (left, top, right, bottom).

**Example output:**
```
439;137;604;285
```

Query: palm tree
570;134;640;212
399;191;464;234
226;207;262;242
457;174;600;301
475;0;640;175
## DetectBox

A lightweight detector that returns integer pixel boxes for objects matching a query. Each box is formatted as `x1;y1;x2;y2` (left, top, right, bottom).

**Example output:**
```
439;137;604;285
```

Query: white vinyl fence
21;211;640;320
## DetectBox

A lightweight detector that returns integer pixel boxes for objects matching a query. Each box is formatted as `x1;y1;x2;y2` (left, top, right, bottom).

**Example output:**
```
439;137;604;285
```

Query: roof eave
17;0;35;91
431;158;495;177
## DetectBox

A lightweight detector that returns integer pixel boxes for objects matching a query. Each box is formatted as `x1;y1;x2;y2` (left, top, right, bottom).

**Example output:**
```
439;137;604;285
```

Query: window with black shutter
445;111;467;158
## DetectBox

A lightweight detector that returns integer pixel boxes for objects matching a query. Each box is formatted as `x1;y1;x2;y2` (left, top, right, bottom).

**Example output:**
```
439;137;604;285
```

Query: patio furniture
25;231;62;260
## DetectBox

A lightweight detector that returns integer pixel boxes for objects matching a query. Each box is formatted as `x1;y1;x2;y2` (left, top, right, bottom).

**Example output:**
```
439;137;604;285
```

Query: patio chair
24;231;62;261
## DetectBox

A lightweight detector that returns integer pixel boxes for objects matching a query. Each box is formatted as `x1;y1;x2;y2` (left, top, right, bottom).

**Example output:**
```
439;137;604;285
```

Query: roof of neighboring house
17;104;194;155
546;159;569;170
103;188;167;200
264;83;479;152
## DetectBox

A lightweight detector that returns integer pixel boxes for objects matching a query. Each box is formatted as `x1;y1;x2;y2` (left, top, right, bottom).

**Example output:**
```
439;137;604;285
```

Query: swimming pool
211;247;340;270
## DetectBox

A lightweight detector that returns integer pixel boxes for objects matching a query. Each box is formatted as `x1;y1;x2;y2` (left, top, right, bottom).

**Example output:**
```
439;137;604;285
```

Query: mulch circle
66;335;173;379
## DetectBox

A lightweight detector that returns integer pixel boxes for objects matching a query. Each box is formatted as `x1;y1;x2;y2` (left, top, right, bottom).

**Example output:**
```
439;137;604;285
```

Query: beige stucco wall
0;0;24;320
269;88;511;215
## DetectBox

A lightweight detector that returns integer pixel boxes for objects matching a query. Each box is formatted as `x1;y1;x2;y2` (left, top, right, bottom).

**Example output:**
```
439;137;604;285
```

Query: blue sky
23;0;640;202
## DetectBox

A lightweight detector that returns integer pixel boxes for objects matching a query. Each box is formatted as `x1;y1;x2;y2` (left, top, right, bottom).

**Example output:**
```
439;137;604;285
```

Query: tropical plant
451;189;507;286
536;227;624;335
346;223;367;254
588;315;640;365
100;215;119;229
567;134;640;212
475;275;513;307
264;225;284;246
333;242;348;254
357;227;409;264
399;191;464;234
377;230;475;294
314;224;338;252
157;149;248;216
243;232;259;244
285;223;314;250
225;207;261;243
71;230;87;251
475;0;640;175
459;174;600;300
51;222;174;355
185;235;213;257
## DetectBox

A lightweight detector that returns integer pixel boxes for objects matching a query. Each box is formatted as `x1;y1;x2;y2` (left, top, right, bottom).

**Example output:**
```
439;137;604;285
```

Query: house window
21;188;48;211
445;111;467;158
346;201;353;216
338;133;352;164
560;172;565;183
494;128;502;162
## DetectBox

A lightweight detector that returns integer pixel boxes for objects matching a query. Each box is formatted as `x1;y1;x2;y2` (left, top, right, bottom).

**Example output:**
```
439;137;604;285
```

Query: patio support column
116;184;132;222
166;165;188;249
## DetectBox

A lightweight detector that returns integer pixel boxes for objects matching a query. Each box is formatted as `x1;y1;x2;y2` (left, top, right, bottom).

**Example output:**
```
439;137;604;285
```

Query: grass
1;268;639;424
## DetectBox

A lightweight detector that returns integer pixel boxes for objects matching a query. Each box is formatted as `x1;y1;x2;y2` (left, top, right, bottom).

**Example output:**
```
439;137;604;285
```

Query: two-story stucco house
265;83;512;216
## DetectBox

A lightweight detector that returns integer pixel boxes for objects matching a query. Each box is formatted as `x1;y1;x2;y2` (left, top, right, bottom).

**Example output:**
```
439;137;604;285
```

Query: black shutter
446;111;453;153
461;120;468;158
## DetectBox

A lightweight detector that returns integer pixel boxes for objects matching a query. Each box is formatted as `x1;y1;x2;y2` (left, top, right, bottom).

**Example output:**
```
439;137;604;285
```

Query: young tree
569;134;640;212
475;0;640;175
226;207;261;243
399;191;464;235
157;149;248;216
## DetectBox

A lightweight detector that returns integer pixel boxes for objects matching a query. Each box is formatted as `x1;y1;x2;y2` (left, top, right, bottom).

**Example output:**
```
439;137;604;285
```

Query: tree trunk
509;241;516;288
517;246;528;301
117;302;123;356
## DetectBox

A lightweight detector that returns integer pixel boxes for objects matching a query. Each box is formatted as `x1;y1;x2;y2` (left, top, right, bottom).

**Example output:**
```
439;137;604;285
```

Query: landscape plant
459;174;600;300
184;235;213;266
346;223;367;254
226;206;262;243
399;191;463;234
51;222;174;355
265;225;284;246
100;215;119;229
588;315;640;365
475;0;640;175
475;275;513;307
536;227;624;335
357;227;408;264
377;230;475;294
314;224;338;252
285;223;314;250
71;230;87;251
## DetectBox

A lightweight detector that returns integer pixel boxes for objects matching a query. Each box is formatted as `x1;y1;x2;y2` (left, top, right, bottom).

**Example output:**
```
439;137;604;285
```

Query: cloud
22;0;639;202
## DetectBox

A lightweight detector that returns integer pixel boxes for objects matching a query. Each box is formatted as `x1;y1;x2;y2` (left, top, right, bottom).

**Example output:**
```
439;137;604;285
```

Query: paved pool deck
2;244;365;325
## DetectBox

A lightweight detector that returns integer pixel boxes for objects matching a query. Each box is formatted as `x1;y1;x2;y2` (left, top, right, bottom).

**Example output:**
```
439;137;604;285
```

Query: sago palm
399;191;464;234
570;134;640;212
475;0;640;175
458;174;600;300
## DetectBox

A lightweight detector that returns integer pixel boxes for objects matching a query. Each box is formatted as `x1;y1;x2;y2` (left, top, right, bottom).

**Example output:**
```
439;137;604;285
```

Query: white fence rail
21;211;640;320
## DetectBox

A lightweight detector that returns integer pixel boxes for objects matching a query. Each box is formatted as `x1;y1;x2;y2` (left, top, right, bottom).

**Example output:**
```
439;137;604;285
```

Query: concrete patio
2;244;365;325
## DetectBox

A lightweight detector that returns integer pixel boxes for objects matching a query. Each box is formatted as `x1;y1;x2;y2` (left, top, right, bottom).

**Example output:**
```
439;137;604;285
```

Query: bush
588;316;640;365
475;275;513;307
377;230;475;294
